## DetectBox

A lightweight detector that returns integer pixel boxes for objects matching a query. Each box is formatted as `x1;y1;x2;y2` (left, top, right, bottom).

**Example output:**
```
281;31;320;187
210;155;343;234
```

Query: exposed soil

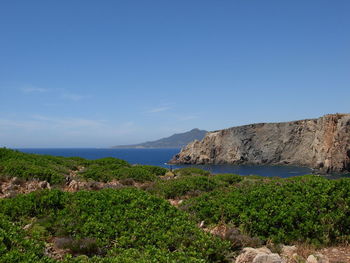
319;246;350;263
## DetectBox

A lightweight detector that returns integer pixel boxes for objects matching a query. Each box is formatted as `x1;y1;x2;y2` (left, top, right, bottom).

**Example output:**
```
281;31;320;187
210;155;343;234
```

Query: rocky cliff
170;114;350;174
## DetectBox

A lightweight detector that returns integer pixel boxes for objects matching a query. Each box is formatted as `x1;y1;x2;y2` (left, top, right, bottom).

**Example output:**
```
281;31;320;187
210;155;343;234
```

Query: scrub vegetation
1;148;350;262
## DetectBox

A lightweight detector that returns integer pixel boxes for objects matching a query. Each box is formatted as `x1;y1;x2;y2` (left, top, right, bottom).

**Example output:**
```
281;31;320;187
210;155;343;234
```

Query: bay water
17;148;313;178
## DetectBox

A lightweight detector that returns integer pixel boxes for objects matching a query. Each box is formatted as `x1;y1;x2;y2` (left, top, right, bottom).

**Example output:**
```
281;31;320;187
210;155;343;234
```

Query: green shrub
114;167;156;182
79;164;122;182
174;167;210;177
81;165;157;183
182;175;350;245
90;157;130;167
0;189;68;220
136;165;167;176
0;148;84;184
0;188;230;262
149;174;242;199
211;174;243;185
0;214;54;263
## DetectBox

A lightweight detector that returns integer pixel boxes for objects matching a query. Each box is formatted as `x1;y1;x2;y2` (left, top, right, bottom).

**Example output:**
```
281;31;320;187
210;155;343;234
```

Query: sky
0;0;349;148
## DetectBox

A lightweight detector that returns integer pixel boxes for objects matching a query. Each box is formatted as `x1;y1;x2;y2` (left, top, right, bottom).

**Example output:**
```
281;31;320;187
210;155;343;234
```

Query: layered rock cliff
170;114;350;174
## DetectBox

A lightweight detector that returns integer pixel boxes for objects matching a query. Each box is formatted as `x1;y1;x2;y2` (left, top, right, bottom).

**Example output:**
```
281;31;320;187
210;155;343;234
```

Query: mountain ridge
112;128;208;149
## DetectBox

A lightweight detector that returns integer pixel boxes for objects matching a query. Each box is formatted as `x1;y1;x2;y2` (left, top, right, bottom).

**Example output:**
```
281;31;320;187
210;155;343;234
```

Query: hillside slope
112;128;207;148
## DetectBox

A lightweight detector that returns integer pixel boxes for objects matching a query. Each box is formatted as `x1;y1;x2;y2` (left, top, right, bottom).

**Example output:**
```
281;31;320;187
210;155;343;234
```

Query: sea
16;148;315;178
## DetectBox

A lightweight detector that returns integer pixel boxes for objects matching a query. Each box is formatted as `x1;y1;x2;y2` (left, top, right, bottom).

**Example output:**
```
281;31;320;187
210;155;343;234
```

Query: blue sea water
17;148;313;178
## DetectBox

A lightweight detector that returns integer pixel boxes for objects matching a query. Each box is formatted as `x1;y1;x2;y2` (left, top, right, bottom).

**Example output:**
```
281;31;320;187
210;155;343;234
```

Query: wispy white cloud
146;102;177;114
30;115;103;128
0;116;140;147
147;106;171;113
0;115;138;136
18;86;89;103
0;119;42;130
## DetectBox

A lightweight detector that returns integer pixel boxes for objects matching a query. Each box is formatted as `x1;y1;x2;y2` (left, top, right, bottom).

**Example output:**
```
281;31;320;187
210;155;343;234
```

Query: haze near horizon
0;0;349;148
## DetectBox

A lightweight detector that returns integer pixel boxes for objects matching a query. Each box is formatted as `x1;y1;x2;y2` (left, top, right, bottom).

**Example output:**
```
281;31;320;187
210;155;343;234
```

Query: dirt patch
319;246;350;263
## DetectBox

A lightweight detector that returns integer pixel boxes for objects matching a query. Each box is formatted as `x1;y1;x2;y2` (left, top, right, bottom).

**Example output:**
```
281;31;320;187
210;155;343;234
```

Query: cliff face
170;114;350;174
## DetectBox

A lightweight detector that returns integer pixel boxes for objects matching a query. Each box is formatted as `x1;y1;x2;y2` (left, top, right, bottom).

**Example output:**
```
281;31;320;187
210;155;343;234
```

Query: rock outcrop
170;114;350;174
0;177;51;198
234;246;330;263
235;247;282;263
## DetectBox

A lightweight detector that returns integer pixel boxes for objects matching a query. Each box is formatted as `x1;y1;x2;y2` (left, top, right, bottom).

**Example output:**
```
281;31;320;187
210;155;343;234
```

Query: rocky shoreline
170;114;350;174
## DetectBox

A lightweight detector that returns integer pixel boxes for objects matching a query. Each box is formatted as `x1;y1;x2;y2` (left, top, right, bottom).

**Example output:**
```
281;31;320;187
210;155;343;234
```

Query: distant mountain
112;128;208;149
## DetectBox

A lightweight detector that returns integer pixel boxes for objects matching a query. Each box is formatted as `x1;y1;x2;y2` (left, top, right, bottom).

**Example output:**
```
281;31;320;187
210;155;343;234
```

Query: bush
0;214;53;262
174;167;210;177
80;166;158;183
90;157;130;167
114;167;156;182
0;148;84;184
149;174;242;199
136;165;167;176
211;174;243;185
79;159;158;183
0;188;231;262
182;175;350;245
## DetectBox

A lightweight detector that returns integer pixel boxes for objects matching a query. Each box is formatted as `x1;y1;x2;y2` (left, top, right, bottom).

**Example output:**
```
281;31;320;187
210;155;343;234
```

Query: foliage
174;167;210;177
182;175;350;245
0;148;165;184
149;174;242;199
0;214;54;263
89;157;129;167
0;189;68;220
136;165;167;176
0;148;82;184
113;167;156;182
80;165;157;183
78;158;166;182
0;188;230;262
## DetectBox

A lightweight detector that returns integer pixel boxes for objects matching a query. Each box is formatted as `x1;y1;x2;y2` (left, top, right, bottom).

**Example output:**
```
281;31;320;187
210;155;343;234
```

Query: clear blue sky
0;0;349;147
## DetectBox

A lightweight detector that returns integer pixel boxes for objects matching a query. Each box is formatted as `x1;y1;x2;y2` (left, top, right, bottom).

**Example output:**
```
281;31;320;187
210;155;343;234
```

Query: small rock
253;253;282;263
307;255;318;263
235;249;257;263
281;245;297;257
67;180;79;191
235;247;273;263
314;253;329;263
39;181;51;189
23;223;32;230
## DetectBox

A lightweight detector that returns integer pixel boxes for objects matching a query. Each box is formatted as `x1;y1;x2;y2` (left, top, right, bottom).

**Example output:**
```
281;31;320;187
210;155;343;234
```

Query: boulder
253;253;282;263
307;254;329;263
67;180;80;191
280;245;297;259
235;247;283;263
307;255;318;263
